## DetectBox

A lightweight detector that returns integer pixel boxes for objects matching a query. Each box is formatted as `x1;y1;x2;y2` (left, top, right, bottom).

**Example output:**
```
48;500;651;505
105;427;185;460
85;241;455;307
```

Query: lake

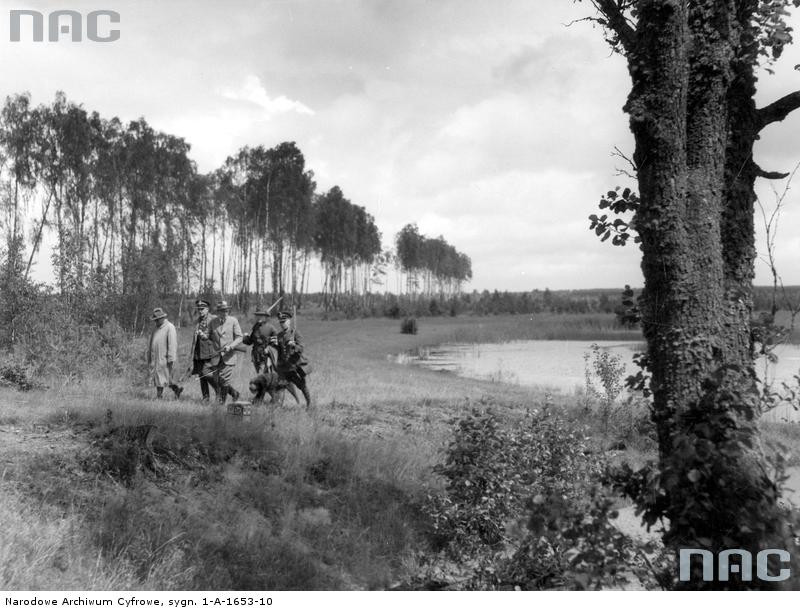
400;339;800;422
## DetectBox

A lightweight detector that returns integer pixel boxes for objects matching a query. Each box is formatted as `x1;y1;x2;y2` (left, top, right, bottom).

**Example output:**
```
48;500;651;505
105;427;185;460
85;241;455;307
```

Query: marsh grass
437;313;642;344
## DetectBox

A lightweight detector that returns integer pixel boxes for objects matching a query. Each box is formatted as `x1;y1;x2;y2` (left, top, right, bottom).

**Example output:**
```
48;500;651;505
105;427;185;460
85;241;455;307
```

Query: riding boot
299;383;312;409
218;386;228;404
200;378;210;400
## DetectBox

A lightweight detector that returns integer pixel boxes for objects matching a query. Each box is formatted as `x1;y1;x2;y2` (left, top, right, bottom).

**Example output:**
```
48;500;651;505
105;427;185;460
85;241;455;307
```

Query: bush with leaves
7;285;142;382
420;407;653;589
0;355;39;391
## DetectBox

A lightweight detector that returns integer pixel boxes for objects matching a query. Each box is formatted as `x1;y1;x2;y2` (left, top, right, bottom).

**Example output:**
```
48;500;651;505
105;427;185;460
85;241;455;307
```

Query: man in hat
188;299;219;401
147;307;184;399
274;310;312;408
242;307;279;373
208;300;243;403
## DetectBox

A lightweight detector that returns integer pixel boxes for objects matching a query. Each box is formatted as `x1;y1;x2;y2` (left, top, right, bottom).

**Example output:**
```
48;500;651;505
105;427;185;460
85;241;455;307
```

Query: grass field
0;312;796;589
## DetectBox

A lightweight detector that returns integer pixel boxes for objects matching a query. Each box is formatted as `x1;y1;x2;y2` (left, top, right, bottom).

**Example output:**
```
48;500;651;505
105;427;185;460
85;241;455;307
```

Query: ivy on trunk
582;0;800;589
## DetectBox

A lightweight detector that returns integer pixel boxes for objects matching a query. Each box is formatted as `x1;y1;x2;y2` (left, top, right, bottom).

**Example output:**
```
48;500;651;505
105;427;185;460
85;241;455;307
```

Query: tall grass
0;488;149;589
438;313;642;344
0;385;442;590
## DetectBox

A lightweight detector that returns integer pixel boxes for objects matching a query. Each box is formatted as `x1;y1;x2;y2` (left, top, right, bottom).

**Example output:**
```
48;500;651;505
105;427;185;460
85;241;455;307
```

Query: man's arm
227;318;243;350
146;331;154;365
288;330;304;354
167;323;178;364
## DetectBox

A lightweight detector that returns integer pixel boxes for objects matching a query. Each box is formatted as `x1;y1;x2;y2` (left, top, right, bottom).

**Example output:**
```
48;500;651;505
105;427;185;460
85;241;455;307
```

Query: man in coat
208;300;243;404
187;299;218;401
147;307;184;399
274;310;312;408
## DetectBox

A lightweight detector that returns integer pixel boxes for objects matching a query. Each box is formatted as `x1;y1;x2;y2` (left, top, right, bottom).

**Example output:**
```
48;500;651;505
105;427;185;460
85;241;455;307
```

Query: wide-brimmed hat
277;311;293;321
195;299;209;309
150;307;168;321
216;300;231;311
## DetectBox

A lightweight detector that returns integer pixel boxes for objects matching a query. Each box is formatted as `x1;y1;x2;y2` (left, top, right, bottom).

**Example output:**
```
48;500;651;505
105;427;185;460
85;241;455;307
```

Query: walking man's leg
216;362;239;403
289;371;312;408
200;360;219;401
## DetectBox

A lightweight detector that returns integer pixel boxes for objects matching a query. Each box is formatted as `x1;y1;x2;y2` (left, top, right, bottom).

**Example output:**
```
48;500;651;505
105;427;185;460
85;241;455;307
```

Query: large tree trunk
607;0;798;588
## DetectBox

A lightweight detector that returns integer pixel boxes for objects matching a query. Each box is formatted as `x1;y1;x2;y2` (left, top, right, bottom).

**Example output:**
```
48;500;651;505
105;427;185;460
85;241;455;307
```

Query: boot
218;386;228;404
285;384;300;404
229;387;240;402
156;386;164;399
200;378;210;401
300;383;312;409
171;384;184;399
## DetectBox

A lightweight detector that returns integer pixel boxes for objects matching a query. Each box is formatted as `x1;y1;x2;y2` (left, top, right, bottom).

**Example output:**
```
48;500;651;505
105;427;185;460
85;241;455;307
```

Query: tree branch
754;164;790;180
757;90;800;130
590;0;637;55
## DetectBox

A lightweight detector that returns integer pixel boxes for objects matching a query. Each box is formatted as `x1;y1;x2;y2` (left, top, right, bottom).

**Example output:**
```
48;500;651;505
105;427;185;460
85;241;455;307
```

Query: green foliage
0;357;38;391
583;344;652;439
420;407;650;589
615;284;640;329
589;187;640;247
611;365;800;589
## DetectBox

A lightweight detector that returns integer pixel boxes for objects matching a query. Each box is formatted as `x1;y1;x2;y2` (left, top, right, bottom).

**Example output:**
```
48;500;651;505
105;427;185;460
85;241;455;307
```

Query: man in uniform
188;299;219;401
274;310;312;408
208;300;243;404
242;306;279;373
147;307;184;399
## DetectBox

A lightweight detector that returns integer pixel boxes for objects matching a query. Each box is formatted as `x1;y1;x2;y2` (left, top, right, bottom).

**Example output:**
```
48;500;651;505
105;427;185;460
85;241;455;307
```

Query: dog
248;371;300;405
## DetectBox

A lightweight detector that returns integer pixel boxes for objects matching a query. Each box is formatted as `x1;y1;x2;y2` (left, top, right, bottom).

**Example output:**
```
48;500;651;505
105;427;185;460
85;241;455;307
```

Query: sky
0;0;799;291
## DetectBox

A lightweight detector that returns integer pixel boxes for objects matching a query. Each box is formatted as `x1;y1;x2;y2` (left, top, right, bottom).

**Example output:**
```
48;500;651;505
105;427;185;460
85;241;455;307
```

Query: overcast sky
1;0;799;291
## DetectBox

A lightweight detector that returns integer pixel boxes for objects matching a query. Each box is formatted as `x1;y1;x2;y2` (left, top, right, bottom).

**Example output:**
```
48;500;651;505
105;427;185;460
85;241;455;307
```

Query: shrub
419;407;649;589
583;344;626;434
426;408;600;554
0;356;39;391
401;317;418;335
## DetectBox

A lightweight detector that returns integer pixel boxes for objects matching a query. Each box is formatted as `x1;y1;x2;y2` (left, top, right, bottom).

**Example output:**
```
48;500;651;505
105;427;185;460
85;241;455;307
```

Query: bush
7;285;142;383
0;357;39;391
401;317;418;335
419;407;650;589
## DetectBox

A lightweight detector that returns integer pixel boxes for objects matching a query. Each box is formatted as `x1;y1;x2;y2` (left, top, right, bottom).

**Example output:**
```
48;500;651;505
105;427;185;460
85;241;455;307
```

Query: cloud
219;74;314;117
3;0;800;291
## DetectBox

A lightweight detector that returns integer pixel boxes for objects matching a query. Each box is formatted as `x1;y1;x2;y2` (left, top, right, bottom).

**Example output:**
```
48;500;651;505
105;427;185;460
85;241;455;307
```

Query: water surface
401;339;800;422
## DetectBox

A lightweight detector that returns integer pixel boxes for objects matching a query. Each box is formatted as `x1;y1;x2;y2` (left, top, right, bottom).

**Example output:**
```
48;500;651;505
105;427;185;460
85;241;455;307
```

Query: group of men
146;300;312;408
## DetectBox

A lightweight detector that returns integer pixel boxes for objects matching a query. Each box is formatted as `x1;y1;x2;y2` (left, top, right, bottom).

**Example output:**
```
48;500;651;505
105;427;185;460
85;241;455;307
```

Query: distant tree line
395;223;472;296
0;91;471;334
310;288;633;320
